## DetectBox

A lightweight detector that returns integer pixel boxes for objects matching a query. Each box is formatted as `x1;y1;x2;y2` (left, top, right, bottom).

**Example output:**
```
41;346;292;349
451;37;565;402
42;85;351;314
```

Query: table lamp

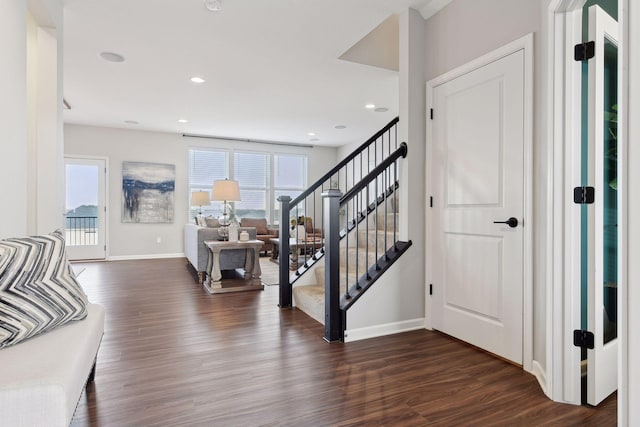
212;179;241;240
191;191;211;215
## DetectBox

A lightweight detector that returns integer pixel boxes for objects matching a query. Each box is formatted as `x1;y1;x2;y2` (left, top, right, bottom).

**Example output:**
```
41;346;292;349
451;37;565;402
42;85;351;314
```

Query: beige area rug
259;257;280;286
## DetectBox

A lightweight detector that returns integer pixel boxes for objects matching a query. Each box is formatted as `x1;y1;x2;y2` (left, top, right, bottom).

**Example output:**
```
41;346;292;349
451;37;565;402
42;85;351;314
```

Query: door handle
493;217;518;228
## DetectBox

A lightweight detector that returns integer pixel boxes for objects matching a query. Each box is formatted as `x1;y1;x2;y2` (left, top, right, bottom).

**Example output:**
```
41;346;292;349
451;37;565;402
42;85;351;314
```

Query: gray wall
423;0;547;373
64;124;338;258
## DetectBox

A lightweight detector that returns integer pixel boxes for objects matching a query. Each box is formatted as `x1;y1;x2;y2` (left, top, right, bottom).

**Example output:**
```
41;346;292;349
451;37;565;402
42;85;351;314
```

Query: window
188;149;228;219
188;148;307;224
234;152;268;220
273;154;307;223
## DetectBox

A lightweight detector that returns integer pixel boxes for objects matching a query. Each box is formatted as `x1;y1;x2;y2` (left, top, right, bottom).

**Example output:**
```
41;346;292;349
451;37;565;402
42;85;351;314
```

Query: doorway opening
65;157;107;260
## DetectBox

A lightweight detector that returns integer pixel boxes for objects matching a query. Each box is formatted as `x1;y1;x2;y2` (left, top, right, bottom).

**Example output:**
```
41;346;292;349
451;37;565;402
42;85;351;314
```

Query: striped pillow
0;230;88;348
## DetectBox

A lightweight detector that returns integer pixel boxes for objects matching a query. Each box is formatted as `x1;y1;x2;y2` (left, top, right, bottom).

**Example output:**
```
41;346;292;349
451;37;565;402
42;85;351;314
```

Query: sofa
0;230;104;427
184;223;257;283
239;218;279;255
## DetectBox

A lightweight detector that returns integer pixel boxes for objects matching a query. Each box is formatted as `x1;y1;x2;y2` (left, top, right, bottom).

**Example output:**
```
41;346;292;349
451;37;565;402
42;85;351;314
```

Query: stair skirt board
344;318;426;343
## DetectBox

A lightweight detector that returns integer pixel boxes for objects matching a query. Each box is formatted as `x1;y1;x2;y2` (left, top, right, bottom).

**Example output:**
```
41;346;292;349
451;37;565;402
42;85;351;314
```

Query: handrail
340;142;407;205
290;117;399;206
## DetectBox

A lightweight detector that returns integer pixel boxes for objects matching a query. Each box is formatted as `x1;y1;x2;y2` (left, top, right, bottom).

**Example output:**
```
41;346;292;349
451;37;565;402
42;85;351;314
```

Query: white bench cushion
0;303;104;427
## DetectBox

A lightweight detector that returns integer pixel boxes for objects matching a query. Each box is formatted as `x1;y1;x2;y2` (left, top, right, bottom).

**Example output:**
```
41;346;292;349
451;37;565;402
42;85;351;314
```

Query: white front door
429;48;526;364
65;157;107;260
586;4;619;406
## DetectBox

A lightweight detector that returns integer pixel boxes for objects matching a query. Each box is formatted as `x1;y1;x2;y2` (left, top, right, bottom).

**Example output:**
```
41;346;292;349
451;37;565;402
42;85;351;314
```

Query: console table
204;240;264;294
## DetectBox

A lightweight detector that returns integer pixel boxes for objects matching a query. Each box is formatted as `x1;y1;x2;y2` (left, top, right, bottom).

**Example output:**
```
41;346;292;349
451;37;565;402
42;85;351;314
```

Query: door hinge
430;109;434;120
574;186;595;204
429;284;433;295
574;41;595;61
429;196;433;208
573;329;595;349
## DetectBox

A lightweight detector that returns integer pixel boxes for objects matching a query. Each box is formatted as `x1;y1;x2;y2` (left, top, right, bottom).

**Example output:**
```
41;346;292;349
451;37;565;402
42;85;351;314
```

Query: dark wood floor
70;258;616;426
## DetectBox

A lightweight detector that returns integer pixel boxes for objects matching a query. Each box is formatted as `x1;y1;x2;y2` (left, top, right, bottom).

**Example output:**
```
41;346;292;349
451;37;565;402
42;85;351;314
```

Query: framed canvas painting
122;161;175;223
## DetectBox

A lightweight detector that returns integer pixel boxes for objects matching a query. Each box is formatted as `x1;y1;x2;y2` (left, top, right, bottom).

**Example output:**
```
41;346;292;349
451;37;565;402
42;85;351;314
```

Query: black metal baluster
382;164;389;261
320;186;325;254
365;186;371;280
355;193;361;290
374;139;379;270
344;201;350;300
394;159;398;251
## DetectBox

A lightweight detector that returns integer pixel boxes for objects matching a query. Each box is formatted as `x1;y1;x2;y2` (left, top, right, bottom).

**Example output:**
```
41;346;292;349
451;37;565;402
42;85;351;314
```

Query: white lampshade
212;179;241;202
191;191;211;206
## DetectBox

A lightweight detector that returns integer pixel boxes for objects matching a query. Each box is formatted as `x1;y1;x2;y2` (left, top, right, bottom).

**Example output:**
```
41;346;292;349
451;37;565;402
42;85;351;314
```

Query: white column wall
0;0;63;239
0;1;29;238
345;8;427;337
35;24;65;234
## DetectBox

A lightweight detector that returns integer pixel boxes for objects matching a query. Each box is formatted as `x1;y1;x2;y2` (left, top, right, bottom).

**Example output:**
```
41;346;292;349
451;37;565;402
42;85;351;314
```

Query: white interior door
586;4;618;406
430;49;525;364
65;157;107;260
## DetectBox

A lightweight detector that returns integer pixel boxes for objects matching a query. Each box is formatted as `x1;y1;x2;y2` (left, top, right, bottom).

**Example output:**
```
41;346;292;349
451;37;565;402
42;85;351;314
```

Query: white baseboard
108;253;185;261
343;318;425;343
531;360;548;397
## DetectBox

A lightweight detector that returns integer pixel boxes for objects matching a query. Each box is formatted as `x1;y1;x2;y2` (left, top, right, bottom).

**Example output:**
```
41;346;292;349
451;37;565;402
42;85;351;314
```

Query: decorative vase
228;222;239;242
239;230;249;242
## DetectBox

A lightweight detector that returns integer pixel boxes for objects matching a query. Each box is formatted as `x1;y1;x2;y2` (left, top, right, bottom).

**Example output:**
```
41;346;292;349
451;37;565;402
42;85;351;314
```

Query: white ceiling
63;0;448;147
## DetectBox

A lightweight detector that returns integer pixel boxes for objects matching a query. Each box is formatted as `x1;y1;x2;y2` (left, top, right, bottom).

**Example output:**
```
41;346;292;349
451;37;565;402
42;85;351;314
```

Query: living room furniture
0;303;104;427
211;179;241;237
0;230;105;426
204;240;264;294
270;237;324;270
239;218;278;255
184;223;257;283
191;191;210;215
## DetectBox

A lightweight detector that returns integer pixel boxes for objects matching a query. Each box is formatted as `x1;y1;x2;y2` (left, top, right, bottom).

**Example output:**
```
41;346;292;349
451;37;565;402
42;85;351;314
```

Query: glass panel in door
584;4;619;406
65;157;107;260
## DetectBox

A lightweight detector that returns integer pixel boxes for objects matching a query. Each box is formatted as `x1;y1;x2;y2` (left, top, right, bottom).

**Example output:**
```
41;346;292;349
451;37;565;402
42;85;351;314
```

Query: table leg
252;247;262;281
244;248;254;280
209;249;222;289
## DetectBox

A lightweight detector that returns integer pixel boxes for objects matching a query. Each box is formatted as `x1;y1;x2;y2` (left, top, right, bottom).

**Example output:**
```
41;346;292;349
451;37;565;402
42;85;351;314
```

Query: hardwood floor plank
70;258;616;426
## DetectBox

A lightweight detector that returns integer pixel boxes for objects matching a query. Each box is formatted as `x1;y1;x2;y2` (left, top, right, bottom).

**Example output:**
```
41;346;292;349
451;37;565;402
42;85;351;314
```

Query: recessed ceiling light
374;107;389;113
190;76;206;84
178;119;189;123
307;132;316;136
334;125;347;130
310;138;320;142
124;120;139;125
365;104;376;109
100;52;125;63
204;0;222;11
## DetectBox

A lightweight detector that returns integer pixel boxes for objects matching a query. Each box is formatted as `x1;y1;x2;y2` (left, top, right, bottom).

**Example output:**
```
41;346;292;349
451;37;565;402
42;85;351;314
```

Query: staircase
276;117;412;342
293;208;404;324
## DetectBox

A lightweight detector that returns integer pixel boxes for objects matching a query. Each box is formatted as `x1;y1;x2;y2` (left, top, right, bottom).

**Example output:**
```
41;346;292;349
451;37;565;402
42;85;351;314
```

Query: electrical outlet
156;236;162;244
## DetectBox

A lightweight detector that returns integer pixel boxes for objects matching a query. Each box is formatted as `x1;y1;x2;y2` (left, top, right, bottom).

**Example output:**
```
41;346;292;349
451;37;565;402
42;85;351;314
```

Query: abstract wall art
122;161;175;223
